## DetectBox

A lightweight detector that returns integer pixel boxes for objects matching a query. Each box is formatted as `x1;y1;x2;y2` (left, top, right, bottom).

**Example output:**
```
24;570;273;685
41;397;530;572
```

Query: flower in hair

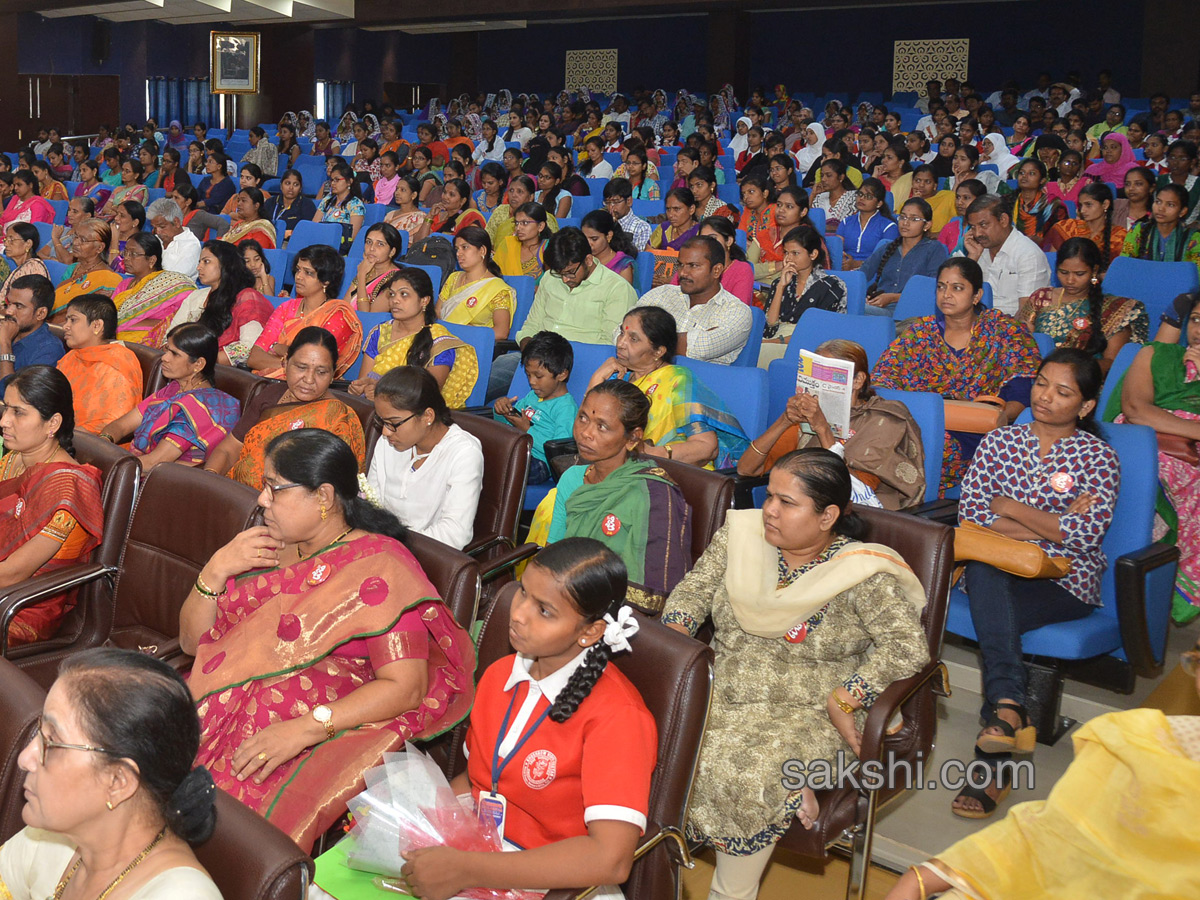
357;473;382;508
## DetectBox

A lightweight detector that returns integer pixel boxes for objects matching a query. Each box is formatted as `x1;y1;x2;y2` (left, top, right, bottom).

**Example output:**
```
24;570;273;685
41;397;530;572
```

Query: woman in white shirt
502;111;534;151
472;118;507;164
367;365;483;550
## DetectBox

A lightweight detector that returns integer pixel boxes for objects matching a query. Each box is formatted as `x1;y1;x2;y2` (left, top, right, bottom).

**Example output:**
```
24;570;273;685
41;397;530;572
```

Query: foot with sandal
951;698;1034;819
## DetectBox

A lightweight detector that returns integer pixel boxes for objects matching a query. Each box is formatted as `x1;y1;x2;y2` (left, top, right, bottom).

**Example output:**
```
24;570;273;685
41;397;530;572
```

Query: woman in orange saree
0;367;103;647
203;326;366;488
182;428;475;851
247;245;362;379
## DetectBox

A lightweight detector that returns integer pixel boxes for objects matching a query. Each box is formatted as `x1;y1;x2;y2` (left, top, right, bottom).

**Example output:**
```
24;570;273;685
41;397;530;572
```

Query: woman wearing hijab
728;116;753;160
980;133;1023;180
166;120;189;152
1086;132;1138;184
792;123;826;180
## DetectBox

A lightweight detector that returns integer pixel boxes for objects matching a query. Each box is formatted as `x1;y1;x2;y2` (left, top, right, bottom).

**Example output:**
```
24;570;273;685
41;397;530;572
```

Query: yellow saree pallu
189;534;476;851
926;708;1200;899
367;322;478;409
113;270;196;348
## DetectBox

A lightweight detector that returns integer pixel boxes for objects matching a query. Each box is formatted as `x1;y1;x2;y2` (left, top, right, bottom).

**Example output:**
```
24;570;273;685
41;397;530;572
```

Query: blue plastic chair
716;183;741;205
570;195;598;218
188;173;204;189
287;221;342;255
504;275;536;334
442;324;494;408
557;217;581;231
838;270;868;316
1101;257;1200;328
824;234;845;270
766;310;897;422
875;388;945;504
339;255;362;297
730;307;766;368
262;248;292;290
32;222;54;249
406;263;442;298
632;199;663;220
1046;251;1059;287
734;229;747;251
47;200;69;226
42;259;68;287
1032;332;1057;359
585;179;607;201
345;205;399;258
806;208;827;235
1097;341;1143;416
632;252;655;297
945;422;1177;707
678;357;767;441
349;311;392;380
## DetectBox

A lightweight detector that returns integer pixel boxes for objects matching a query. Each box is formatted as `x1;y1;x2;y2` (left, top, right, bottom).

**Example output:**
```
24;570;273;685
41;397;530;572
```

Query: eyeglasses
32;715;119;767
121;250;146;259
552;262;585;282
376;412;418;432
896;215;928;224
261;480;304;500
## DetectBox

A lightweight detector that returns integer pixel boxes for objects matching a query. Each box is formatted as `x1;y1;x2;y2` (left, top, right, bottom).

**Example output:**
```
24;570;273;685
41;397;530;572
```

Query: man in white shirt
147;197;201;280
956;194;1051;316
1021;72;1053;108
915;80;943;114
635;236;752;364
603;94;632;128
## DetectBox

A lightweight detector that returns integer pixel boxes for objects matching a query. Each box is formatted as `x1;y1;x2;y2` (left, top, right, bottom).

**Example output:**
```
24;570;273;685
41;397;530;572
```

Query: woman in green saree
529;379;692;615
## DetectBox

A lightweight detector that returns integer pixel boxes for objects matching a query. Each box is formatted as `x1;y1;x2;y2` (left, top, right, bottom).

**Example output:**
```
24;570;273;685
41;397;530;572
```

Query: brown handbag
1156;432;1200;466
944;395;1007;433
954;521;1072;579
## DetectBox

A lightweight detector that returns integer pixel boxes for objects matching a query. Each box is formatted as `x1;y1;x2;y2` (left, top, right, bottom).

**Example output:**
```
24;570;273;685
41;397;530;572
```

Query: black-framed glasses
376;412;418;432
261;480;304;500
552;262;585;282
33;715;119;767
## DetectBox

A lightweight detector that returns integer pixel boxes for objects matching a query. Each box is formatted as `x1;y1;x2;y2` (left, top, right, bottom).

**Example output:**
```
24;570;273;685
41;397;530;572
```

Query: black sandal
951;780;1011;820
975;701;1036;754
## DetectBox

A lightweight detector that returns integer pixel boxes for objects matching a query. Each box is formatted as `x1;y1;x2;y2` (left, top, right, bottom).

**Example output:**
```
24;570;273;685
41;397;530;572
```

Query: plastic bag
340;748;541;900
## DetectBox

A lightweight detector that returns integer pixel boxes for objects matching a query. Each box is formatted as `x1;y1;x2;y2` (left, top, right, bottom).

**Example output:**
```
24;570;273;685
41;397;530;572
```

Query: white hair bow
602;607;639;655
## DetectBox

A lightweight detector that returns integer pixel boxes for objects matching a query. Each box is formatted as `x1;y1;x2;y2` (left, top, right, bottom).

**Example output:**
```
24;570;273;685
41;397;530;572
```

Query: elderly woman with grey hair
147;197;204;280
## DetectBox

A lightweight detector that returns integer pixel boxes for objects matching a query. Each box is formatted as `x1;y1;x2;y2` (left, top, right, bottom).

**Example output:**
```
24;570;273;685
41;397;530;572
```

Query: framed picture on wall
210;31;260;94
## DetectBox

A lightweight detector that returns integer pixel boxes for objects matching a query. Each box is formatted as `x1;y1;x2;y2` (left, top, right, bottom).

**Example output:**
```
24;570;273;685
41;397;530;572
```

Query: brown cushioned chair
0;432;141;684
123;341;164;397
0;657;313;899
213;362;269;412
442;582;713;900
774;505;953;900
399;530;481;631
652;457;734;566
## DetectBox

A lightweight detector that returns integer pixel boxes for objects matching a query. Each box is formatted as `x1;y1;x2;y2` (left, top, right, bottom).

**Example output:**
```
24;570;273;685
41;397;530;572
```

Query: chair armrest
857;661;945;763
493;339;520;359
480;543;540;583
910;498;960;525
461;405;496;417
1115;542;1180;676
464;534;515;559
723;471;767;509
0;563;118;656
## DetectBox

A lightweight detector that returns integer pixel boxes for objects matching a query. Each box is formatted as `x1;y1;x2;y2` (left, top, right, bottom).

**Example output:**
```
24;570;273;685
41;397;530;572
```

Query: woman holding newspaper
738;339;926;510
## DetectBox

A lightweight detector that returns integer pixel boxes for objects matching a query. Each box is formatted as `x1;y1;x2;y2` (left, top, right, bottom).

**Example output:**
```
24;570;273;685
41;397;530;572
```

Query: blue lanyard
491;686;552;793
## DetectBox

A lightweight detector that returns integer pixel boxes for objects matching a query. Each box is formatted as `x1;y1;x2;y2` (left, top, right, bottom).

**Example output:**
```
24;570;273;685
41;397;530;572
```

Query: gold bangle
831;690;856;715
194;572;224;598
749;440;766;456
910;865;927;900
665;443;674;459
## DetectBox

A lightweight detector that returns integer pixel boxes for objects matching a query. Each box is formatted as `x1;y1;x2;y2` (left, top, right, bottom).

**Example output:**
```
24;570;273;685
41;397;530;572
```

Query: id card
478;790;507;842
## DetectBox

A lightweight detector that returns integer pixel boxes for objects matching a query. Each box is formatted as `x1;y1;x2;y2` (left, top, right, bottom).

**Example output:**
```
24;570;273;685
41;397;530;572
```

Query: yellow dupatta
926;708;1200;900
368;322;478;409
437;272;515;327
723;508;926;638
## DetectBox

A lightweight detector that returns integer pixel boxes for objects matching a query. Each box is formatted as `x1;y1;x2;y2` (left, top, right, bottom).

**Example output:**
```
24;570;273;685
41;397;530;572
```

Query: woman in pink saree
180;428;475;851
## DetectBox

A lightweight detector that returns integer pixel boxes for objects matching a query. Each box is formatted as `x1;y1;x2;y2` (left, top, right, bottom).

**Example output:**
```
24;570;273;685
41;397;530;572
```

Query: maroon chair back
0;658;46;843
123;341;165;397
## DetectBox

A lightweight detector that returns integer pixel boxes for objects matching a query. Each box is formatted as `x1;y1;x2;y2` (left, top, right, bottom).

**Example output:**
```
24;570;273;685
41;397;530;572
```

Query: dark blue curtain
148;77;224;130
323;81;355;120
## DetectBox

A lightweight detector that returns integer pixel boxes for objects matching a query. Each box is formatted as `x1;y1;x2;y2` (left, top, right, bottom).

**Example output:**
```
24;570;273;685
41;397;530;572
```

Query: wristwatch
0;354;15;364
312;705;336;741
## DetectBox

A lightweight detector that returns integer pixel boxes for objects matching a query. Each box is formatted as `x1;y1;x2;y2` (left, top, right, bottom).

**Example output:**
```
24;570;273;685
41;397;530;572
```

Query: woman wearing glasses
366;366;484;550
0;366;104;646
110;233;196;347
204;327;365;488
860;197;949;316
2;649;221;896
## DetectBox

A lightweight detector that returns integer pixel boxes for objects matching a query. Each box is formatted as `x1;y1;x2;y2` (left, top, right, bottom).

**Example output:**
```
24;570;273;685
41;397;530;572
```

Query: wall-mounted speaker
92;19;111;67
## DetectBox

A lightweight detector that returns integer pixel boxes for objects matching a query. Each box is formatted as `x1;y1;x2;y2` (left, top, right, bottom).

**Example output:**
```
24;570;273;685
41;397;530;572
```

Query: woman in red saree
0;367;103;646
247;244;362;379
181;428;475;851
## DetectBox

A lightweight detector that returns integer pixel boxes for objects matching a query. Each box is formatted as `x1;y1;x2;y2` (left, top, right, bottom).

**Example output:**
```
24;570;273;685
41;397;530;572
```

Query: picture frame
210;31;260;94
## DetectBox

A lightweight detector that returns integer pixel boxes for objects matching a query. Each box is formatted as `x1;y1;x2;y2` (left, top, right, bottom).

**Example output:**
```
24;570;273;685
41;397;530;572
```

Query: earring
579;639;588;646
106;800;114;811
1090;275;1100;285
320;504;328;521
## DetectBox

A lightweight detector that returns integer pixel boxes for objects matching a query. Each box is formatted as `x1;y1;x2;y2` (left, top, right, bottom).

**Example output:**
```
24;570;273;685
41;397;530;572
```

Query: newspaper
795;349;854;439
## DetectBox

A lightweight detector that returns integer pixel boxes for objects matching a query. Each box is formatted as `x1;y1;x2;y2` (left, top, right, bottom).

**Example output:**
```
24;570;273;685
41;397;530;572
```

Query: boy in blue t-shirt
492;331;577;484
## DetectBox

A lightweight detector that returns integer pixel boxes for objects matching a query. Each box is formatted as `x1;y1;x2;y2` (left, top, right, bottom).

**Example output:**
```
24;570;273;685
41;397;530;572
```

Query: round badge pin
601;514;622;536
1049;471;1075;493
1072;317;1089;331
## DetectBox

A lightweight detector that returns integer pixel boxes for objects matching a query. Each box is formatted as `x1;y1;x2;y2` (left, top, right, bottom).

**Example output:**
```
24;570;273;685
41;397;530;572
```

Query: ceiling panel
39;0;353;24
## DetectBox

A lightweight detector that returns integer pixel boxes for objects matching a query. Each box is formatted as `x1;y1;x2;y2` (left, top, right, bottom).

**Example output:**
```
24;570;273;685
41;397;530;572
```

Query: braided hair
376;266;439;368
1056;236;1108;357
527;538;630;723
870;198;933;294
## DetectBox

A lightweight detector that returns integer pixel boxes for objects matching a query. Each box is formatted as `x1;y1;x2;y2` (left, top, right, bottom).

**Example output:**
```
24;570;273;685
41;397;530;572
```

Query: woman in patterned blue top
952;347;1120;820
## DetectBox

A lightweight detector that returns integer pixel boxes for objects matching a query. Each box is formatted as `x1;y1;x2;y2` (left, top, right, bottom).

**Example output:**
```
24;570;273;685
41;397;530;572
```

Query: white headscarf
980;132;1022;178
793;123;827;176
728;116;753;157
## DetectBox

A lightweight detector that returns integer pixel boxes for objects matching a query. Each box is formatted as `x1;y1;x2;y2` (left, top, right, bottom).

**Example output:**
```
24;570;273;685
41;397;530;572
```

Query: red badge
522;749;557;789
523;407;535;419
601;514;622;536
645;383;658;397
307;562;331;585
1072;317;1089;331
1049;471;1075;493
785;622;808;643
466;295;478;308
289;418;305;430
14;500;24;518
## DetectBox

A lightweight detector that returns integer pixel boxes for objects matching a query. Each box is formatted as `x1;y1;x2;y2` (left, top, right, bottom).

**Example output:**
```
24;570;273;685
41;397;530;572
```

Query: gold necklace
53;827;166;900
297;526;354;562
9;442;59;478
